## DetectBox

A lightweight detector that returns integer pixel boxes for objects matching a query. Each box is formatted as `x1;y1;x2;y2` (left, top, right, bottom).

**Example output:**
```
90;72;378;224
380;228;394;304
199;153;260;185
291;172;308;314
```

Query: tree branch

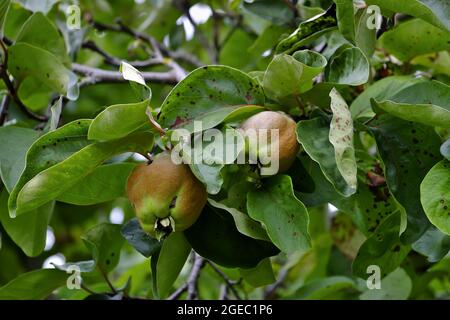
0;94;10;125
207;260;242;300
187;253;205;300
72;63;181;86
264;267;289;299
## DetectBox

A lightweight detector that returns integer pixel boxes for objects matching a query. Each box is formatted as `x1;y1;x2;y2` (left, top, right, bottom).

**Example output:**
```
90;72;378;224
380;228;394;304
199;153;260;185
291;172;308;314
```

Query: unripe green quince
127;152;207;240
240;111;299;175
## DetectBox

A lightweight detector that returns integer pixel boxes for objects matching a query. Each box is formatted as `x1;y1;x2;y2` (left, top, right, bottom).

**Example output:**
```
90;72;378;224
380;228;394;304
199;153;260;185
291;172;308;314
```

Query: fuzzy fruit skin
240;111;299;174
126;152;207;238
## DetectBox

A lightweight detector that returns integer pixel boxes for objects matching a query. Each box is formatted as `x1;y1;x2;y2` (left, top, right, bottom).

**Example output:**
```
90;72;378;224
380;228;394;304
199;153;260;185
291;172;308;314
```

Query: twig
263;267;289;299
187;253;206;300
219;284;228;300
168;283;188;300
99;267;117;295
72;63;181;86
207;260;242;300
82;41;163;68
0;94;10;125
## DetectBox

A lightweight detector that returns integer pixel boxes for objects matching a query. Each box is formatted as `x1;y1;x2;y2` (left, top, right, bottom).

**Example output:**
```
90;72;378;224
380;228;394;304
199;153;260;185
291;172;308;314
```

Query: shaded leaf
325;45;369;86
121;218;161;258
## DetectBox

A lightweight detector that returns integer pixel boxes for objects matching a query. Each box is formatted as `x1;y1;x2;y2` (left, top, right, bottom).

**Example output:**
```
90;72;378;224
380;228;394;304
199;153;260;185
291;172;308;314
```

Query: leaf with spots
247;175;311;253
329;88;357;192
352;212;411;279
82;223;125;273
373;80;450;128
8;120;92;217
380;19;450;62
9;124;153;216
370;114;442;243
296;117;355;197
158;65;264;133
420;160;450;235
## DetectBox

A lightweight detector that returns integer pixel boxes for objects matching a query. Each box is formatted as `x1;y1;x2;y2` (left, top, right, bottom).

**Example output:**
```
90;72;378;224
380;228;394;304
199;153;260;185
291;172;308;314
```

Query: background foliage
0;0;449;300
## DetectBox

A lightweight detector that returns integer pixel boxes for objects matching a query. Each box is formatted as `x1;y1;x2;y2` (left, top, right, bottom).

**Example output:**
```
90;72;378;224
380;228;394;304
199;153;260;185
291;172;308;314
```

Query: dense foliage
0;0;449;300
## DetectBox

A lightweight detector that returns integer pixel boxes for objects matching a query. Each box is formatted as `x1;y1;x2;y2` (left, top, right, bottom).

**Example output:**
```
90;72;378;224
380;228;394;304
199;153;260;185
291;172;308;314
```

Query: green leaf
120;61;152;102
373;80;450;127
359;268;412;300
325;45;369;86
0;269;67;300
88;100;149;141
8;120;93;215
158;66;264;132
82;223;125;273
48;96;63;132
240;258;275;287
352;212;411;278
247;175;311;254
275;6;337;54
333;0;355;43
412;226;450;262
354;8;376;57
262;51;327;106
15;12;70;66
209;199;269;241
366;0;450;32
0;0;10;37
121;218;162;258
350;76;426;119
381;19;450;62
11;129;153;216
56;163;136;205
184;204;279;268
242;0;294;26
156;232;191;299
329;88;357;191
0;189;53;257
287;276;358;300
8;43;78;100
370;114;442;243
0;126;39;192
420;160;450;235
15;0;59;14
296;117;355;196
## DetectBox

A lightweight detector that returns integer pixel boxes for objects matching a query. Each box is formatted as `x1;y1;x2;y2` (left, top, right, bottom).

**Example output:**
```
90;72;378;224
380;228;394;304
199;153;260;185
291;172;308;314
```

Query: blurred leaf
325;45;369;86
243;0;294;26
88;100;150;141
352;212;410;278
0;126;39;192
420;160;450;235
15;0;59;14
240;258;275;287
329;88;357;191
121;218;161;258
57;163;136;205
370;114;442;243
286;276;358;300
0;0;10;37
0;269;67;300
247;175;311;254
381;19;450;62
441;140;450;160
354;8;376;57
359;268;412;300
159;65;265;132
156;232;190;299
413;226;450;262
184;204;279;269
82;223;125;273
0;189;53;257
